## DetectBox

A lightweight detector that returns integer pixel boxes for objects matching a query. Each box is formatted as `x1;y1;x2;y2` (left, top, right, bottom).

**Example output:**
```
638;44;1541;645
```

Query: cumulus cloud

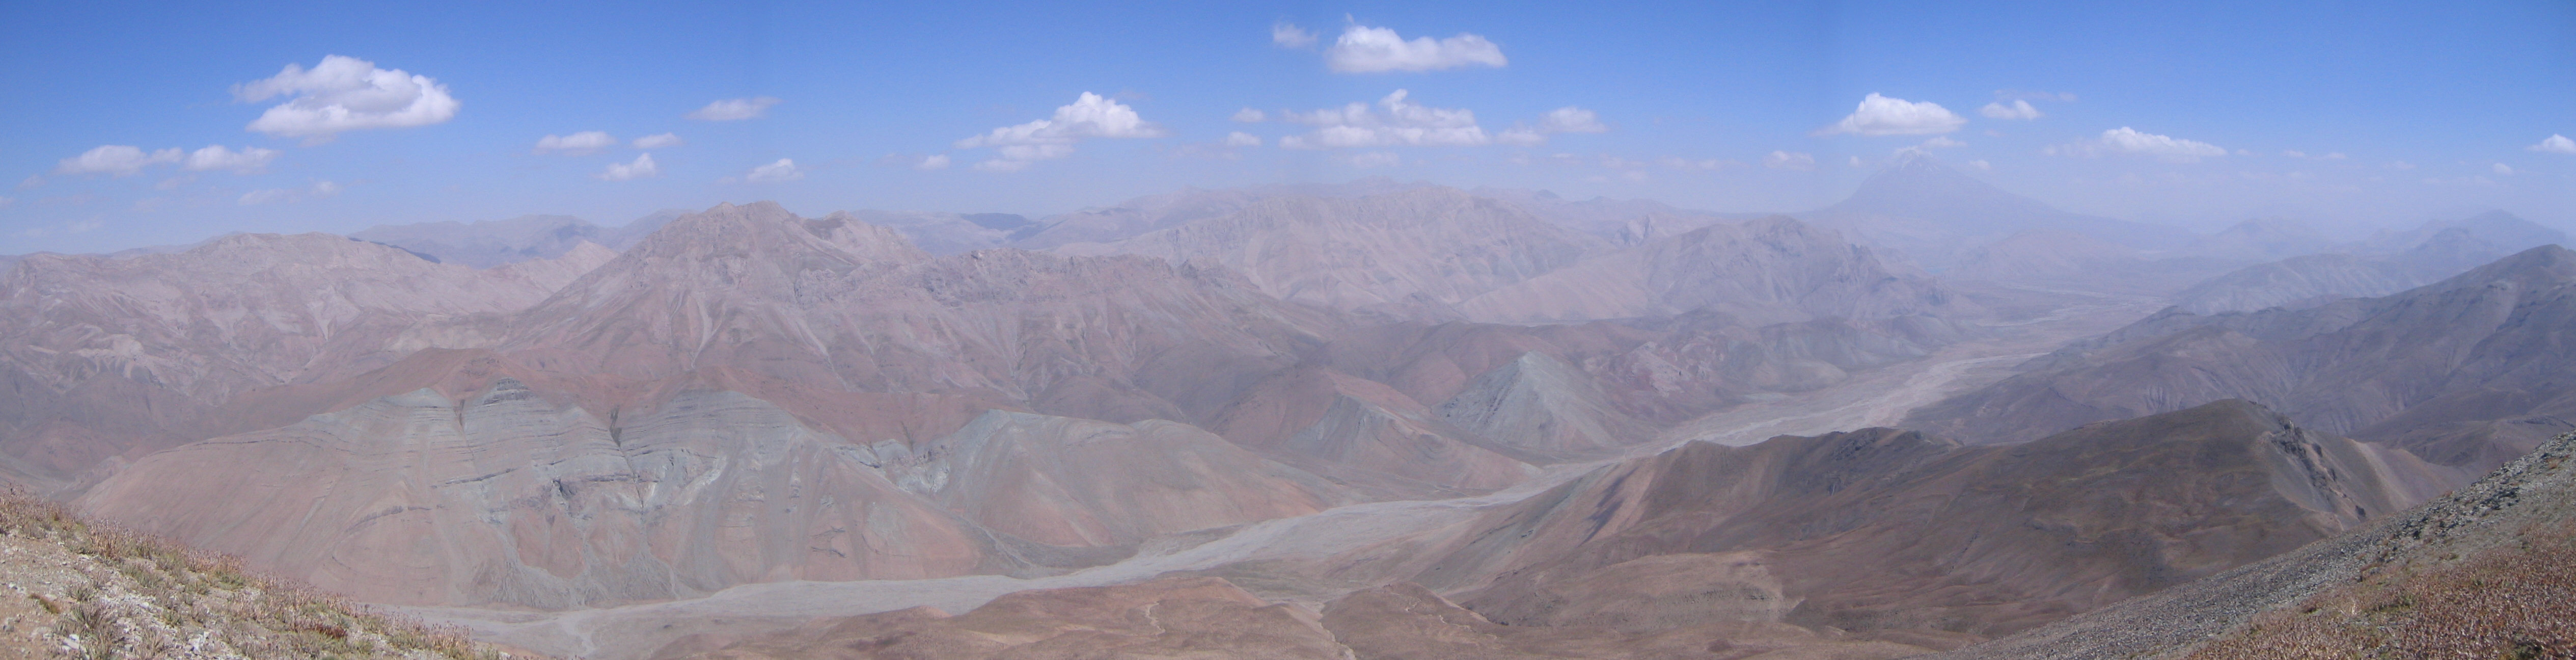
239;180;342;205
955;92;1166;171
182;145;280;174
688;96;783;121
743;159;803;182
2050;127;2227;162
2097;127;2226;161
534;131;617;155
1347;151;1402;168
1968;160;1993;170
1277;89;1489;149
596;153;659;180
1917;136;1966;148
234;56;458;143
914;154;950;170
1536;107;1608;134
1224;131;1263;147
1324;25;1507;73
2530;134;2576;155
1763;150;1816;171
2493;163;2515;175
2283;150;2346;160
1272;22;1318;48
54;146;180;176
632;133;684;149
1816;93;1966;136
16;176;40;190
1232;108;1268;122
1979;99;2042;120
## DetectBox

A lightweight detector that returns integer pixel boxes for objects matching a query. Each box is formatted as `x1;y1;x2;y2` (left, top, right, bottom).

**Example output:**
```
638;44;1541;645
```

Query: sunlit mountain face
1;2;2570;659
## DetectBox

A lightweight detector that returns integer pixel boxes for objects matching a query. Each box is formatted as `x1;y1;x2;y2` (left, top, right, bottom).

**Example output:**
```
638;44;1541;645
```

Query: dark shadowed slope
1400;401;2463;639
1927;429;2576;660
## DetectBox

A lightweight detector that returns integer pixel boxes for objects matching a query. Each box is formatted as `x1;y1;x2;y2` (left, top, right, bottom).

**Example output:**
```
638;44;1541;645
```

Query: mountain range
0;160;2566;658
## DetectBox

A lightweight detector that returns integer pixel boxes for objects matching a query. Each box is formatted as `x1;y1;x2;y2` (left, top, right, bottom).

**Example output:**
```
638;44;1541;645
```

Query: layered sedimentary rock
504;201;1339;425
77;374;1351;608
0;233;612;486
1208;366;1536;496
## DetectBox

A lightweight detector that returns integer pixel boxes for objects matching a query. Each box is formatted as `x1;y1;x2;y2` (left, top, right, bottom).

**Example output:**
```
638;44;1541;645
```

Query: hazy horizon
5;1;2572;255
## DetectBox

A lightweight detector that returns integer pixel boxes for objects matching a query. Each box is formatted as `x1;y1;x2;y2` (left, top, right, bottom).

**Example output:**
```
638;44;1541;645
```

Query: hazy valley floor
395;294;2160;660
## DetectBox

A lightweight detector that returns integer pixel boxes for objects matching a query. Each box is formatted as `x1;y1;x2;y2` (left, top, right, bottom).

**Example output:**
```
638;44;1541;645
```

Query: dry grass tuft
0;489;522;659
2184;520;2576;659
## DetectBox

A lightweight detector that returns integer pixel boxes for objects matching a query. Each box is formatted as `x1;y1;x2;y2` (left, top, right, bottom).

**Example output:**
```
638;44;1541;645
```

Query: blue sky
4;0;2571;254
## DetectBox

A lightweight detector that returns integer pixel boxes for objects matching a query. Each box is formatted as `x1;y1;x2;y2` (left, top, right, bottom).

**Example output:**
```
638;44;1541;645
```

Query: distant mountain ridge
1906;244;2576;470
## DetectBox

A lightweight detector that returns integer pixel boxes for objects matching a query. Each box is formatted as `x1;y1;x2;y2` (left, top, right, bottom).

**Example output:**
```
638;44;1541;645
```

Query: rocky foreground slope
0;490;516;659
1930;429;2576;659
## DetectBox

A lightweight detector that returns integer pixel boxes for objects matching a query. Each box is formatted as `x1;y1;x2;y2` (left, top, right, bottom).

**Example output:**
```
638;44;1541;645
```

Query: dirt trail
402;301;2158;659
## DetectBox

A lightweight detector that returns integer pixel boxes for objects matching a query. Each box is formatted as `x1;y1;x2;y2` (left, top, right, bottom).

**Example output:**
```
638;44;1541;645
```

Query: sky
3;0;2572;254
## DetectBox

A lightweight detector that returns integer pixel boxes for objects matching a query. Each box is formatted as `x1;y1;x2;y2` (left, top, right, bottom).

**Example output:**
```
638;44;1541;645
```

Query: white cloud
1968;160;1993;170
2530;134;2576;155
239;179;342;205
1979;99;2042;120
1849;155;1865;168
534;131;617;155
1816;93;1966;136
2494;163;2515;175
65;218;102;233
1278;89;1489;149
182;145;279;174
955;92;1166;171
2051;127;2227;162
235;56;457;143
878;153;952;170
1536;107;1607;134
2097;127;2226;161
1658;157;1731;170
1763;150;1816;171
596;153;659;180
1917;136;1966;148
687;96;782;121
1323;25;1507;73
15;176;39;190
1497;107;1606;146
1223;131;1263;147
2385;161;2416;170
2283;150;2346;160
632;133;684;149
744;159;803;182
54;146;180;176
1347;151;1402;168
1232;108;1268;122
1272;22;1318;48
